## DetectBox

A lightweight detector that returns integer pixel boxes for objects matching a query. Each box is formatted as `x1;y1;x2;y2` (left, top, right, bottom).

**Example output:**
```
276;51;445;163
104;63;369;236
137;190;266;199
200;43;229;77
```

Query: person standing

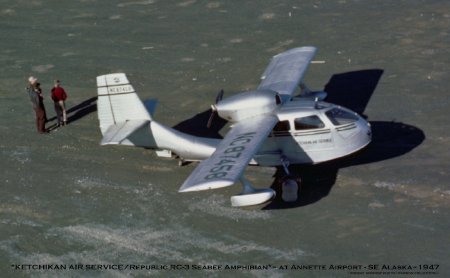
26;76;46;133
35;81;48;122
51;79;68;126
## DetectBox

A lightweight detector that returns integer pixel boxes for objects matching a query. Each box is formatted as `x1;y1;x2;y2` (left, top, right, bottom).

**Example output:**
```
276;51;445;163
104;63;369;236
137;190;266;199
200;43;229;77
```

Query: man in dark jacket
26;76;46;133
51;79;68;126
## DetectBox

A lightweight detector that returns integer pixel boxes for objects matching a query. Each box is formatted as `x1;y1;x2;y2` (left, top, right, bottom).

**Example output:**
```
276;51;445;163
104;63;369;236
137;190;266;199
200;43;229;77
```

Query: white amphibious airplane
96;47;371;207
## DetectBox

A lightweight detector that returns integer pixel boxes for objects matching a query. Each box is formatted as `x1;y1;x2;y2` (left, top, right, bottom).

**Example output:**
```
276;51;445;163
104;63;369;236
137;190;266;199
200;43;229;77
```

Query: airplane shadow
324;69;384;117
263;69;426;210
173;109;228;139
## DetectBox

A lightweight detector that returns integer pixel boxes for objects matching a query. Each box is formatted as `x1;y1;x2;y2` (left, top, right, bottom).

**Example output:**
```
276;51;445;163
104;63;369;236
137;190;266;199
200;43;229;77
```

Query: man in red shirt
51;80;68;126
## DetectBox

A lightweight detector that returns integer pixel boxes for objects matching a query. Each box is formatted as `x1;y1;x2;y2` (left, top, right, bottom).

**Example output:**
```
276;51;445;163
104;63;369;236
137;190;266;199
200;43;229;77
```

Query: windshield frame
325;107;360;126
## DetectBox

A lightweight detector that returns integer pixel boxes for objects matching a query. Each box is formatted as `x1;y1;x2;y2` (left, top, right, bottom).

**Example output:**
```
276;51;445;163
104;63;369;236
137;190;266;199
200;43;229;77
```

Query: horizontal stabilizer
101;119;149;145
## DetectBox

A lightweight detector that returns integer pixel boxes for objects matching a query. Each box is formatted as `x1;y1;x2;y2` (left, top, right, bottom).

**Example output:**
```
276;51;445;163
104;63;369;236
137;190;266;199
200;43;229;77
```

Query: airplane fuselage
123;96;371;168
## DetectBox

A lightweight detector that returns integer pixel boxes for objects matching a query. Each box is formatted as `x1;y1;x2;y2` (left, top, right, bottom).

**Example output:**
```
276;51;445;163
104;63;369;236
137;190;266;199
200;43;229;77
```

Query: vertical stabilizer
96;73;152;134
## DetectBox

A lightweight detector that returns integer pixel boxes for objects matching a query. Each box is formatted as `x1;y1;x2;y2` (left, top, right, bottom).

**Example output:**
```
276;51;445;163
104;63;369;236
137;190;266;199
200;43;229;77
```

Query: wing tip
273;46;316;58
96;73;129;87
179;180;234;192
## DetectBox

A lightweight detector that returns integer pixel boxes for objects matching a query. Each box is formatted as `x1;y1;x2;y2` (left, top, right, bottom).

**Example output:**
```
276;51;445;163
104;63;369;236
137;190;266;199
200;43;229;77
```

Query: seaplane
96;47;372;207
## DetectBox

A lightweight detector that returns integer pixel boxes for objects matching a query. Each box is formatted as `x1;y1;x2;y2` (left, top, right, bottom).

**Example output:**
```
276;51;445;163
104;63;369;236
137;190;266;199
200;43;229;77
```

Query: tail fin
96;73;152;134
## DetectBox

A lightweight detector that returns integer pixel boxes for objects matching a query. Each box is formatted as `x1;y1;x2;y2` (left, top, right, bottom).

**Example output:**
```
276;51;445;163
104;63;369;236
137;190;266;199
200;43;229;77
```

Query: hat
28;76;38;84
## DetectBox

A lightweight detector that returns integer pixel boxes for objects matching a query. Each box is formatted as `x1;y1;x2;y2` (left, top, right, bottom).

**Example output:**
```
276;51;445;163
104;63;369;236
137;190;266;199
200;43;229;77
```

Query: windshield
325;108;359;126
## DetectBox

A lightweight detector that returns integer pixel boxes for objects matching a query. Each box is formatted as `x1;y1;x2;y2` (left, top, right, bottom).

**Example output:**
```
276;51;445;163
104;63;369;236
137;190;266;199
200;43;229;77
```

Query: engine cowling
214;90;281;122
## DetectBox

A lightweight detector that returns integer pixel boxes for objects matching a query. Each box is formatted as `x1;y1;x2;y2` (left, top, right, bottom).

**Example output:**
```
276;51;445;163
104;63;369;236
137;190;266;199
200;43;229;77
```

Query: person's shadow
47;96;97;130
263;69;425;209
67;96;97;123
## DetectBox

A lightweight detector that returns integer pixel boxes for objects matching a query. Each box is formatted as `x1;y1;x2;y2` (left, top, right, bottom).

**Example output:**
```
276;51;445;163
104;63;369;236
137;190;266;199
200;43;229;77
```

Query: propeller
215;89;224;104
207;89;224;128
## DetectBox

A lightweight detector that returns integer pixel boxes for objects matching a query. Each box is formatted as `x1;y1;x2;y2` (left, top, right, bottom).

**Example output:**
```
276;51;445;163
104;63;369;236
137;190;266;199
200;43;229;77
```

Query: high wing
179;115;278;192
258;46;316;100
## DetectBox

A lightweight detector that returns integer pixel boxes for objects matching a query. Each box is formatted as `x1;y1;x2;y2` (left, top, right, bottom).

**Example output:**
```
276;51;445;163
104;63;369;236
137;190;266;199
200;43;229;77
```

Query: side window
294;115;325;130
273;120;290;132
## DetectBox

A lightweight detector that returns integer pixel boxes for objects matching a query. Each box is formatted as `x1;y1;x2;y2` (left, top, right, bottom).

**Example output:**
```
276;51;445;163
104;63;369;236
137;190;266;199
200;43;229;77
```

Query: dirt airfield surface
1;0;449;277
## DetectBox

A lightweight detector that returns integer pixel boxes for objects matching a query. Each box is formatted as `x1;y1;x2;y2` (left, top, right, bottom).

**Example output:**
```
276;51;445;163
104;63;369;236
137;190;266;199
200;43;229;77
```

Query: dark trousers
34;107;46;133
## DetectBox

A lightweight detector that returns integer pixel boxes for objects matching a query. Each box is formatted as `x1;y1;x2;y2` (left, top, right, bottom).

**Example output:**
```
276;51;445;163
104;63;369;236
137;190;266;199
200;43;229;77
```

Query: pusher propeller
206;89;224;128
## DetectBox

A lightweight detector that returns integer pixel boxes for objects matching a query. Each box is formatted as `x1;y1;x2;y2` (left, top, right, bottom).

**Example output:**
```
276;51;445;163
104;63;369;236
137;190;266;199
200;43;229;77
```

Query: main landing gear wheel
281;177;301;202
230;177;276;207
280;156;301;202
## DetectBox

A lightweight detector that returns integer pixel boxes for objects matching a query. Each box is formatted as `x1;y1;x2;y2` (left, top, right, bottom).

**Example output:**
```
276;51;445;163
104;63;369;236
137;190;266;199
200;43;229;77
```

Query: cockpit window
294;115;325;130
325;108;359;125
273;120;290;132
